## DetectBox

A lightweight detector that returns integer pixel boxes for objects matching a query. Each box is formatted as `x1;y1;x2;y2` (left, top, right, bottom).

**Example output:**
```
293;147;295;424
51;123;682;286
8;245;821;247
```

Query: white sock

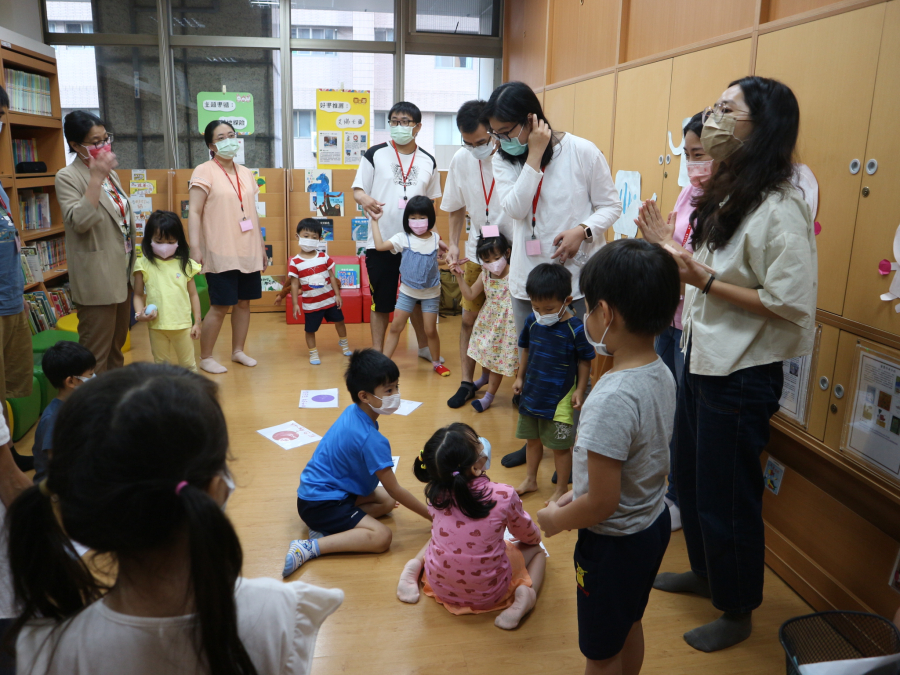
231;350;257;367
199;357;227;374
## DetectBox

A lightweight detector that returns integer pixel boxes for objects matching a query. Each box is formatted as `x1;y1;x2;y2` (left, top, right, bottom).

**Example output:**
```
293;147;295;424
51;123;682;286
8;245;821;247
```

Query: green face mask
390;125;415;146
500;137;528;156
214;137;240;160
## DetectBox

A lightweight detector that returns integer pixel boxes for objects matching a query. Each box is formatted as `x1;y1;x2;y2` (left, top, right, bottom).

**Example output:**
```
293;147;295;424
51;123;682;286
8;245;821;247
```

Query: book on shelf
3;68;53;117
18;188;51;230
12;138;39;165
32;236;66;271
22;285;74;335
20;246;44;282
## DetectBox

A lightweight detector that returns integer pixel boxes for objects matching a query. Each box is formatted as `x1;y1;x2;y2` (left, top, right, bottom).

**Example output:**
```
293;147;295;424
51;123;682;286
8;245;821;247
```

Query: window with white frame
293;110;316;138
292;26;339;56
434;113;461;145
435;56;472;69
374;28;394;41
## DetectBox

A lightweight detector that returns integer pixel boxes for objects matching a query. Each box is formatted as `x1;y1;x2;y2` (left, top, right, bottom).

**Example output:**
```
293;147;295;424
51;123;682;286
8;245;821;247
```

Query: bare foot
495;586;537;630
545;487;567;505
397;559;423;604
515;478;538;496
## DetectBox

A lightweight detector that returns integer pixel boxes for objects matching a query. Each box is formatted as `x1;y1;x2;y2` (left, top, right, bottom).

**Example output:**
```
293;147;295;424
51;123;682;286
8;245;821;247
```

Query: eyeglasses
702;103;751;125
82;134;113;148
487;123;524;142
388;119;417;127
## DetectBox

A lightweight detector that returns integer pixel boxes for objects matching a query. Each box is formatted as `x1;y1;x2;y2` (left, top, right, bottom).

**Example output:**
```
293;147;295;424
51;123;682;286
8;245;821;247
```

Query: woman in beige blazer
56;111;135;373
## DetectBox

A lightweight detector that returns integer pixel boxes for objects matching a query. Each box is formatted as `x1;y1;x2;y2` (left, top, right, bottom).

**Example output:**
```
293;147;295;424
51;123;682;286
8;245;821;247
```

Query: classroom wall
504;0;900;619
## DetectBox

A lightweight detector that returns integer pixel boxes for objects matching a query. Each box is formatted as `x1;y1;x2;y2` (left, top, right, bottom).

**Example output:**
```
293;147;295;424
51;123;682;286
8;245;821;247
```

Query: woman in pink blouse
188;120;268;374
397;423;546;630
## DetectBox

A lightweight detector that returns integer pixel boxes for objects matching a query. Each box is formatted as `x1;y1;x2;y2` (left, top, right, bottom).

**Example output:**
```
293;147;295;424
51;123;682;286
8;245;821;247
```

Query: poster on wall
130;196;152;237
842;345;900;487
612;171;641;239
777;327;818;428
315;89;371;170
196;92;255;135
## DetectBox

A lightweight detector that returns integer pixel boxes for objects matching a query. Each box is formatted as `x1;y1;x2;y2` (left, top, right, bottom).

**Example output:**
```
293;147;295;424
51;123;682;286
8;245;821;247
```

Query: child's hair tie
452;471;459;477
420;463;426;470
175;481;189;496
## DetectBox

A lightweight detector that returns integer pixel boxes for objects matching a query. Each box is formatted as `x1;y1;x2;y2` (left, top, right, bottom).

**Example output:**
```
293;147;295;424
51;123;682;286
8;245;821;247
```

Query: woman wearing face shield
55;111;136;373
643;76;817;653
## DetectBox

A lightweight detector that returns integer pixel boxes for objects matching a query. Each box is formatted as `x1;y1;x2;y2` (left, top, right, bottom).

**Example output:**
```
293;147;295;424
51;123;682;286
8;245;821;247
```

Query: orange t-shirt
189;160;264;274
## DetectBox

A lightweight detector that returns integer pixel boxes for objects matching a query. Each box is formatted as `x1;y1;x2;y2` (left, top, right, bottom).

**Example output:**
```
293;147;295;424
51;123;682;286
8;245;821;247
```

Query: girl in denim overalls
371;196;450;376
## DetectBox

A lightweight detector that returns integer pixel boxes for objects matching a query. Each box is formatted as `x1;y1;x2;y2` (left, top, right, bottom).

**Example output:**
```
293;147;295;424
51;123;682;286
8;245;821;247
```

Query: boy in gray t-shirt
536;239;681;675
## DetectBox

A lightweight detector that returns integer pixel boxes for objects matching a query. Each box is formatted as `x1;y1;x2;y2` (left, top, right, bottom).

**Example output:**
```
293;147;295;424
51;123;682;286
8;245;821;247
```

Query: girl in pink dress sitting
396;423;546;629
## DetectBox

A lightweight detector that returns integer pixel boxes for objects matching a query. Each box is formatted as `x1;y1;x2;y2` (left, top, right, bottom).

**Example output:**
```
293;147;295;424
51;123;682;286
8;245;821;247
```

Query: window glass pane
45;0;157;34
54;45;164;169
416;0;495;36
373;110;387;130
404;55;493;168
290;0;393;43
170;0;280;38
291;51;393;168
173;47;281;169
293;110;314;138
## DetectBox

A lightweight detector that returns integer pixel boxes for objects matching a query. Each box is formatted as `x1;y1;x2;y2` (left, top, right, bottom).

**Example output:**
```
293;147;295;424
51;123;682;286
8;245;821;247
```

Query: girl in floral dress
452;232;517;412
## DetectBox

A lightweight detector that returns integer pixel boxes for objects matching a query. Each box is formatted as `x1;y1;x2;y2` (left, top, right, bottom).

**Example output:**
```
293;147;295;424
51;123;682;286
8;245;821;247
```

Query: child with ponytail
7;363;343;675
396;423;546;630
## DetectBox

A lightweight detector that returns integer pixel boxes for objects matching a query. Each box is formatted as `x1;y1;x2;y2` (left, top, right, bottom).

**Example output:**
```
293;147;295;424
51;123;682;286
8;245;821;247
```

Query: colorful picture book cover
315;218;334;241
351;217;368;241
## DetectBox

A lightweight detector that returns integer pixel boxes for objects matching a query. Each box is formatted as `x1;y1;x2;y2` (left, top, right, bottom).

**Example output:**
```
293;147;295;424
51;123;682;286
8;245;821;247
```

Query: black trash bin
780;611;900;675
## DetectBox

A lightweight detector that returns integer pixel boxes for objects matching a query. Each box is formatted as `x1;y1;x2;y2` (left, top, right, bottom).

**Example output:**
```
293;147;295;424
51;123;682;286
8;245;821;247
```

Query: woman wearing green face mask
652;76;817;653
188;120;268;375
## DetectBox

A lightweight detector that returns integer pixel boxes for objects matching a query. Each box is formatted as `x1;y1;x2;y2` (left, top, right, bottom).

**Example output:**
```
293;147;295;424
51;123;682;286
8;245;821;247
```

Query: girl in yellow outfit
133;210;203;372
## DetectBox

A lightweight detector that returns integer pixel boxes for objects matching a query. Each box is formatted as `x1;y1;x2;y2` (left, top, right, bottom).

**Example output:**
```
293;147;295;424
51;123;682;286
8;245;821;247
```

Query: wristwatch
579;223;593;240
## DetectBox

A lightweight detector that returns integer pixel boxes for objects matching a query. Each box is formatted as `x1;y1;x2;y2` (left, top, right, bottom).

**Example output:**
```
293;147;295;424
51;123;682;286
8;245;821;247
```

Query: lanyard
479;160;495;224
105;180;127;220
214;157;244;212
0;192;8;219
530;177;544;239
682;225;691;247
392;141;417;197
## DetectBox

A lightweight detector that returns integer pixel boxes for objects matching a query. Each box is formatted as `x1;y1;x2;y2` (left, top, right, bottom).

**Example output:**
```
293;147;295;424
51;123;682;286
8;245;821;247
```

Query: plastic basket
780;611;900;675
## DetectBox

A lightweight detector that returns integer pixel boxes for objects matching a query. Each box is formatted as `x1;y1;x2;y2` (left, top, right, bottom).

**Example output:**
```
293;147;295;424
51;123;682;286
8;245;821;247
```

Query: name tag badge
525;239;542;256
240;218;253;232
398;197;408;210
125;238;132;254
481;224;500;238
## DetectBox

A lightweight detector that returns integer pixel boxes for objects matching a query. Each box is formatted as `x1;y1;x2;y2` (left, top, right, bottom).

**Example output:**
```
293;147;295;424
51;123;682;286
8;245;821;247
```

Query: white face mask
583;308;613;357
533;304;566;327
369;392;401;415
298;237;319;252
0;121;4;135
221;472;236;511
478;436;492;470
465;142;494;161
483;257;507;275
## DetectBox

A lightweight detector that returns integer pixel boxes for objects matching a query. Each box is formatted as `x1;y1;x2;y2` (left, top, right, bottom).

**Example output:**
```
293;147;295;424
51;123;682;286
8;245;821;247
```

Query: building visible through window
293;110;316;138
435;56;472;68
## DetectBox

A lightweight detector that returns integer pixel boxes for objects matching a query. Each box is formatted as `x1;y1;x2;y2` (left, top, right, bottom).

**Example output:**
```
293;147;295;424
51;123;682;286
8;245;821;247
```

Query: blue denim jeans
675;341;783;613
655;325;684;505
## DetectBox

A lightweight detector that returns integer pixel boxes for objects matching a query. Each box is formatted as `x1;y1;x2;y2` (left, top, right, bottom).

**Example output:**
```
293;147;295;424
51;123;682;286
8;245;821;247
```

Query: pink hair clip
175;481;189;496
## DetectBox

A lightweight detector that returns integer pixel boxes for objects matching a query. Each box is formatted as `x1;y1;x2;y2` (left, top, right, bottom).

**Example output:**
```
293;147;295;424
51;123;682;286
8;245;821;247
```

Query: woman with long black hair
648;76;817;652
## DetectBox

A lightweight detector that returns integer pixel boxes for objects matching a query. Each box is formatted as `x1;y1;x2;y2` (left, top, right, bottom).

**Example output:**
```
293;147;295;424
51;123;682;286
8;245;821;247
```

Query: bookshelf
0;39;71;334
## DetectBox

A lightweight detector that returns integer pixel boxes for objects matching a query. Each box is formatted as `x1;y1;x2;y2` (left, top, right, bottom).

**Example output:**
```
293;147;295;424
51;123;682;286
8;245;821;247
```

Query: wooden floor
19;313;810;674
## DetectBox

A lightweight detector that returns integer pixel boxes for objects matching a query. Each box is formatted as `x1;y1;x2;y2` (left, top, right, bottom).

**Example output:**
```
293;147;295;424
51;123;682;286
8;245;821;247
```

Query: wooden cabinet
807;323;840;441
755;5;886;315
611;59;672;200
548;0;618;84
659;39;752;217
543;84;576;133
573;74;615;158
504;0;549;88
842;1;900;336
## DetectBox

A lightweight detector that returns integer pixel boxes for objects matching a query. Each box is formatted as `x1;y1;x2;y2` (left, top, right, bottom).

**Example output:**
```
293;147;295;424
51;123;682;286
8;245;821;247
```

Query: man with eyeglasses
0;85;36;475
440;99;512;408
352;101;443;357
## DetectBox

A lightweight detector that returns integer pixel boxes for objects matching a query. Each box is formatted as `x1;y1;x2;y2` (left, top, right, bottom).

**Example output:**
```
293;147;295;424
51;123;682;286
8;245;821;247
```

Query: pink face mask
151;241;178;259
483;257;507;275
686;160;714;187
409;219;430;235
83;142;112;159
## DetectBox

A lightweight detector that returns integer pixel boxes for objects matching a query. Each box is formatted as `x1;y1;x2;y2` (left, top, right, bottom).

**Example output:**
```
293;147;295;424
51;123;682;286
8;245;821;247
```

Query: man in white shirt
441;100;511;408
352;102;443;355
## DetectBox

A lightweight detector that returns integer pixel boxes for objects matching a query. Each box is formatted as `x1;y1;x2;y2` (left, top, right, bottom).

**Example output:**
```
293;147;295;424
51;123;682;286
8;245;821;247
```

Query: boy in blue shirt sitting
513;264;595;502
283;348;431;576
32;341;96;483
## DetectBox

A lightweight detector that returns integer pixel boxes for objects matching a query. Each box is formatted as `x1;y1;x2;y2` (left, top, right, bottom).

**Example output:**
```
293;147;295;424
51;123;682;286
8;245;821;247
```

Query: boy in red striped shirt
288;219;352;365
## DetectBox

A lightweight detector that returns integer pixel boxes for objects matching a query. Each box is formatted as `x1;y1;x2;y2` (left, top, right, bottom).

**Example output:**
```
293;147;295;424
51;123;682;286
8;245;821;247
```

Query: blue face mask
500;137;528;156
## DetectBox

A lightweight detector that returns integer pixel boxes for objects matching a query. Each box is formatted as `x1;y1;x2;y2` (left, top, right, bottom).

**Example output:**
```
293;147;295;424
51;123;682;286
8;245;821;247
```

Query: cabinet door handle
658;155;664;165
819;375;830;391
866;158;878;175
834;384;845;399
666;154;671;164
849;159;861;174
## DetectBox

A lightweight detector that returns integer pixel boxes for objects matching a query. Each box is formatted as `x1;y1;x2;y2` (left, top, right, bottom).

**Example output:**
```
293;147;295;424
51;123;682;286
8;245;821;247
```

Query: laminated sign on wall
197;92;255;135
315;89;371;171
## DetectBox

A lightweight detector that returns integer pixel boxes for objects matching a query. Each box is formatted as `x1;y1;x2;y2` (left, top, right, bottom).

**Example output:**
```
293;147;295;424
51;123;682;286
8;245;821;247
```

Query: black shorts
365;248;400;314
304;304;344;333
575;508;671;661
206;270;262;306
297;494;366;535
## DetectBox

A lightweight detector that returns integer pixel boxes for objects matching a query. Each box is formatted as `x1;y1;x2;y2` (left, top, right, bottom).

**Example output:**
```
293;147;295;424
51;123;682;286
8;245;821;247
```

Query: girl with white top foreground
482;81;622;336
645;76;817;653
7;363;343;675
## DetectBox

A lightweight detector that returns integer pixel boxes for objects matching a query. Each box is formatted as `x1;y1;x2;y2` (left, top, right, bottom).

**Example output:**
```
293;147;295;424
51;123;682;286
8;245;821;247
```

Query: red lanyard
214;157;244;212
0;192;8;218
105;180;127;219
682;225;691;247
530;177;544;238
392;142;417;197
479;160;495;223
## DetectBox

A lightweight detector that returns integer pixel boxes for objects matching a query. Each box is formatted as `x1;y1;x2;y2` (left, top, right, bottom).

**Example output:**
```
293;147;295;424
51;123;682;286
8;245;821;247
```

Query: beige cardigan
55;159;136;306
